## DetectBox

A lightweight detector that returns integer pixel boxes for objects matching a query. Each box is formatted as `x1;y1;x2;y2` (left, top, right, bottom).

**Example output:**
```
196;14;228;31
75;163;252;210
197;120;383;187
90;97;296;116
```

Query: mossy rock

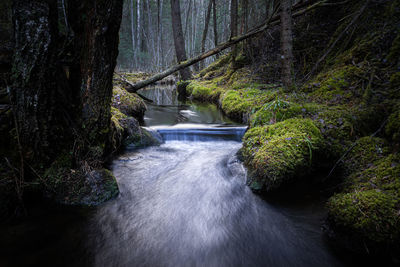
112;86;146;119
44;154;119;206
127;127;162;148
110;107;159;151
326;152;400;254
242;118;323;192
327;189;399;245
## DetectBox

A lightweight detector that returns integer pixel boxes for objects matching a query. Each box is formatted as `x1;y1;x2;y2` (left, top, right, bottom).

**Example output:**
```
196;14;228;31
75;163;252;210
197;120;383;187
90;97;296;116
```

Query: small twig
304;0;370;81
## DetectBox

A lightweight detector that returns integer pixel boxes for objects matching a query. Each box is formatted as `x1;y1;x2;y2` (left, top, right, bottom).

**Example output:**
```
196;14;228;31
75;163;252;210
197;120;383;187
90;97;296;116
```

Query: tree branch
126;0;346;92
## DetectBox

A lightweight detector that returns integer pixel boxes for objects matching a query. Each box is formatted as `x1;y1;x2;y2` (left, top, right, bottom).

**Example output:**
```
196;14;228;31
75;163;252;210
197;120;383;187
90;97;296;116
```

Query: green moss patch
242;118;323;191
327;189;399;243
327;151;400;246
112;86;146;118
303;65;364;105
186;80;224;102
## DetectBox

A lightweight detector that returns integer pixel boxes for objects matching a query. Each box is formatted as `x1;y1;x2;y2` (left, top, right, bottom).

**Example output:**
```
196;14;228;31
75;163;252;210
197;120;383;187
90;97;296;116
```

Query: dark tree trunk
11;0;73;163
280;0;293;90
200;0;213;69
170;0;192;80
67;0;123;158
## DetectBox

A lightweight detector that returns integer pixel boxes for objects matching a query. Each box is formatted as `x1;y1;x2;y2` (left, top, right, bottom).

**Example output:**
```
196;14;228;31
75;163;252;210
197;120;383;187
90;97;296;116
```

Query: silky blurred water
88;139;340;267
0;85;343;267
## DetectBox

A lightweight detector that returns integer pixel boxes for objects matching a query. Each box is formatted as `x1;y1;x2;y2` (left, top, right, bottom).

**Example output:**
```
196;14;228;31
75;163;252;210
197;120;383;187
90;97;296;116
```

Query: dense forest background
116;0;268;72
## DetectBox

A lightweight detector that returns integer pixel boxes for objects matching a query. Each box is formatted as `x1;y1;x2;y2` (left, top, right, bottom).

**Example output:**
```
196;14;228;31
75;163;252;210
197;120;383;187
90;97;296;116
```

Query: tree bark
170;0;192;80
130;0;136;69
11;0;71;162
212;0;219;59
230;0;238;64
67;0;123;157
137;0;141;68
280;0;294;90
200;0;213;69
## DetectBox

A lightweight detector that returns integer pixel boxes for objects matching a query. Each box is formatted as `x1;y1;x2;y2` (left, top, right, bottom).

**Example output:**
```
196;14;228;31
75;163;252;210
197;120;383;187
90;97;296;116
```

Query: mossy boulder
44;153;119;206
112;86;146;119
326;153;400;253
242;118;323;192
110;107;160;151
327;190;399;245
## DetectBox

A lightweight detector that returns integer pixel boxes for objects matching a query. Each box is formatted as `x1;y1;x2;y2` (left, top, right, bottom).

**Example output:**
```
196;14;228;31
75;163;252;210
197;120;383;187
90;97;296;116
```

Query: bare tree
200;0;213;69
130;0;136;70
230;0;238;65
212;0;218;57
280;0;293;90
170;0;192;80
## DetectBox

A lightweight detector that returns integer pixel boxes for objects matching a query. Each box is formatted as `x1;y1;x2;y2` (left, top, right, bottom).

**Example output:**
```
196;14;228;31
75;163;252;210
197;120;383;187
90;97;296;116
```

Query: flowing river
0;85;347;266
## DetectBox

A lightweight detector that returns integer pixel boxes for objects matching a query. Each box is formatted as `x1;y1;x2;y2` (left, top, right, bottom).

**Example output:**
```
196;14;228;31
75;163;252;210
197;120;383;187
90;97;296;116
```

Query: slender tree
280;0;293;90
136;0;141;67
170;0;192;80
212;0;218;54
200;0;213;69
130;0;136;69
230;0;238;65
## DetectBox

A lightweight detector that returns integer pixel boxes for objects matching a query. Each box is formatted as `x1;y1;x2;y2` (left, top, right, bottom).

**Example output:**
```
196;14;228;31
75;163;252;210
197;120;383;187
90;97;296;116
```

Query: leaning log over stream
126;0;342;92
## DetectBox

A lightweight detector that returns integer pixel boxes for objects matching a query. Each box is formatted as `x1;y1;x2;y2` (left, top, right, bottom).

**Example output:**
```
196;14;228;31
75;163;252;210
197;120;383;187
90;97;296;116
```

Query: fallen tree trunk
126;0;337;92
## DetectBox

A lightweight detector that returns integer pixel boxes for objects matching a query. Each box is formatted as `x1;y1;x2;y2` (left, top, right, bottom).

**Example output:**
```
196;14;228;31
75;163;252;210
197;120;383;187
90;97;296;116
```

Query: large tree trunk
9;0;123;206
200;0;213;69
170;0;192;80
280;0;294;90
11;0;73;163
68;0;123;158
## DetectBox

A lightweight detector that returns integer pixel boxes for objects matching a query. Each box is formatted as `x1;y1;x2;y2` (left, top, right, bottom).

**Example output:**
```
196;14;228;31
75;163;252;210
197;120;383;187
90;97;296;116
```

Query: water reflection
138;85;236;127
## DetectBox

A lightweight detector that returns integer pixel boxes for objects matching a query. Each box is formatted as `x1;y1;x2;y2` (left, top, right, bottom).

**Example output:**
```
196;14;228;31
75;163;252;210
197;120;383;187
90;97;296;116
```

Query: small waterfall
151;124;248;142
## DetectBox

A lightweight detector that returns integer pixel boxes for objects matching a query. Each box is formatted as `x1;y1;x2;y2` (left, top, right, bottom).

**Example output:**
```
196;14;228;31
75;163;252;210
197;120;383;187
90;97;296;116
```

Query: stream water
0;85;347;266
